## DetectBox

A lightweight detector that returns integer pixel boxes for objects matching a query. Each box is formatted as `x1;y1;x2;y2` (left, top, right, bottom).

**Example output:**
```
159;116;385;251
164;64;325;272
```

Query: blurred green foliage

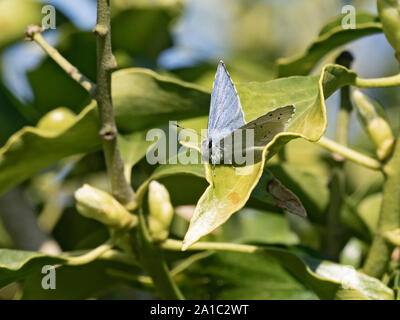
0;0;399;300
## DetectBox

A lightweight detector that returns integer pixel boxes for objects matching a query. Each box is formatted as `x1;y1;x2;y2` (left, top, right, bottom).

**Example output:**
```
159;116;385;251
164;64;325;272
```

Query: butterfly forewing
207;61;246;143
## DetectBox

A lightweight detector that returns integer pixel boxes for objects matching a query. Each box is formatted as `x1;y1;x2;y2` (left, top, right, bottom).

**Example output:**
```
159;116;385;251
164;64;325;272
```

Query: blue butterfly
201;61;295;174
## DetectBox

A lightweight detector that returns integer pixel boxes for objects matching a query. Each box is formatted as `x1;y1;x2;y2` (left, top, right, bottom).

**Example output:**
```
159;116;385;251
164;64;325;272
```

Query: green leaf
182;64;358;249
357;193;382;233
220;208;299;245
0;103;100;195
265;246;393;299
22;260;142;299
111;0;183;63
276;12;382;77
27;26;96;116
0;0;42;49
135;155;306;219
0;85;28;146
113;68;210;132
178;250;317;300
0;69;210;195
119;130;156;182
0;249;65;289
341;198;372;243
0;248;141;298
178;247;394;300
27;1;183;116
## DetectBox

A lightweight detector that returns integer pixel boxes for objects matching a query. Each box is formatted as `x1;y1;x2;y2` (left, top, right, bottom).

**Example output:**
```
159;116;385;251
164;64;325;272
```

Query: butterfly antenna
173;123;207;139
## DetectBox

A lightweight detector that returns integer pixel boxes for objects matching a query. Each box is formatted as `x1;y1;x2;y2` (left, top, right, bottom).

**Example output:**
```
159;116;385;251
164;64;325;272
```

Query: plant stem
25;25;96;97
135;211;185;299
161;239;261;253
323;168;346;261
363;136;400;278
316;137;382;171
95;0;135;206
98;249;137;265
335;86;352;147
355;73;400;88
170;251;213;277
106;269;153;286
64;239;114;266
322;51;352;261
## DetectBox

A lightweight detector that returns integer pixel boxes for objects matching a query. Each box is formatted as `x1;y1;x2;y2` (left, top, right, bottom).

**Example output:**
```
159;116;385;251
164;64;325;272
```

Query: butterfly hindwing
219;105;295;164
239;105;295;146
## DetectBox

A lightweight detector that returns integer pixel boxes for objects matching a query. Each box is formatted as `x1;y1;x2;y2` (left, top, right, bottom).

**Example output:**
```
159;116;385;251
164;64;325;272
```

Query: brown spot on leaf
228;192;241;205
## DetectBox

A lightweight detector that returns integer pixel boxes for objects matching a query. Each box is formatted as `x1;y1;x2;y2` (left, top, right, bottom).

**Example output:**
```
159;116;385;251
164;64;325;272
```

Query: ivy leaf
181;64;357;250
276;12;382;77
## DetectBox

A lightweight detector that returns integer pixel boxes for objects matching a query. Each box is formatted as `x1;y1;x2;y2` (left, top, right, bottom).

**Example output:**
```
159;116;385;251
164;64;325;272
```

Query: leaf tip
182;228;202;251
181;239;190;251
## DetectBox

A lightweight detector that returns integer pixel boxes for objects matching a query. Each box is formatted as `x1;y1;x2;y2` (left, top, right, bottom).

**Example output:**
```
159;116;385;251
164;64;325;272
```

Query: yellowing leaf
182;64;358;250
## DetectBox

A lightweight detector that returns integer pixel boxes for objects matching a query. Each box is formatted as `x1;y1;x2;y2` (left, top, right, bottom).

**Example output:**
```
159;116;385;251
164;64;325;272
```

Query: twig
334;52;353;148
355;73;400;88
25;25;96;97
106;269;153;286
170;251;213;276
322;51;353;260
94;0;135;206
161;239;261;254
363;137;400;278
135;210;185;299
63;238;114;266
316;137;382;171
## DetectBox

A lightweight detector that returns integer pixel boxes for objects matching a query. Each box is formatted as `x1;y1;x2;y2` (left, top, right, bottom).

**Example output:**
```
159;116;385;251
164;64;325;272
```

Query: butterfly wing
240;105;295;146
219;105;295;165
207;61;246;143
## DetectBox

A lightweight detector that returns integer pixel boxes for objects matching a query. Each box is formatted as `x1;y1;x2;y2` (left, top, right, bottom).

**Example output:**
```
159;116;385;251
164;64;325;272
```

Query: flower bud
148;181;174;242
353;89;395;160
75;184;136;229
37;107;76;132
377;0;400;58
